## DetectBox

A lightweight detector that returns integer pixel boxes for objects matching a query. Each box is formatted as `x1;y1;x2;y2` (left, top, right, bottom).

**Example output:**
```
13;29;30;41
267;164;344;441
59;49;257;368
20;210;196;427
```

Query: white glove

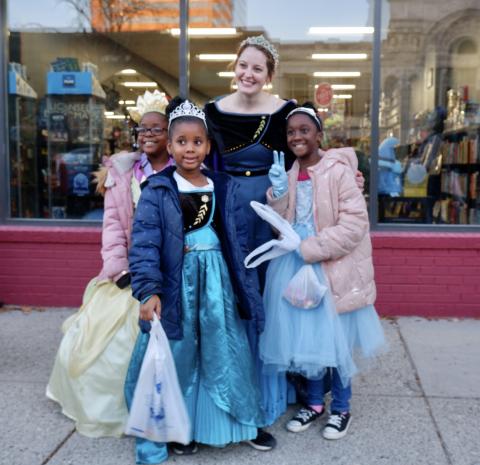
244;201;301;268
268;150;288;198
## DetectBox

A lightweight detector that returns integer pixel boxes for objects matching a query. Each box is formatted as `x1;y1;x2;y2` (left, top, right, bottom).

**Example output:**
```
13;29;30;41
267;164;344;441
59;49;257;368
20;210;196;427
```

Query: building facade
91;0;242;31
1;0;479;317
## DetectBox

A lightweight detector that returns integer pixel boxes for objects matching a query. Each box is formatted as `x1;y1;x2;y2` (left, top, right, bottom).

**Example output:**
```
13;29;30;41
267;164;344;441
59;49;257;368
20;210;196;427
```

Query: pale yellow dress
46;176;142;437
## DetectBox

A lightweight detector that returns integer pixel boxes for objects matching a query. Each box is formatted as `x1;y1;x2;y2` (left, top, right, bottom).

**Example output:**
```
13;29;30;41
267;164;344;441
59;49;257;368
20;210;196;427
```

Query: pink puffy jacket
267;147;376;314
96;151;140;282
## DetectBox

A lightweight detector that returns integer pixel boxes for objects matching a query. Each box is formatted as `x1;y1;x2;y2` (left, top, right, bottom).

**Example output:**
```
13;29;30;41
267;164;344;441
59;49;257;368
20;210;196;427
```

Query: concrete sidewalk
0;308;479;465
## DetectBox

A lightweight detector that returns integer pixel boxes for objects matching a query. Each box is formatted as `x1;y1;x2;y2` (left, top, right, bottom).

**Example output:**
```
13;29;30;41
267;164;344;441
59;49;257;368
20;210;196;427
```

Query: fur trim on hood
93;151;141;196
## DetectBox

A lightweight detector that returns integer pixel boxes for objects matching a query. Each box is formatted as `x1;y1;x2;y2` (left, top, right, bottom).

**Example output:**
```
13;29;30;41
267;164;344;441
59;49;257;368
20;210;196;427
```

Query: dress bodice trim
173;171;214;192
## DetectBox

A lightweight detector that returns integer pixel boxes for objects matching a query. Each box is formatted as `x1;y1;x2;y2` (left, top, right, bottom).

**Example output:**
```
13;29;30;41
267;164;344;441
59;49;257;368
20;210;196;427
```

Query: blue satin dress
223;144;295;424
204;100;298;425
125;179;264;464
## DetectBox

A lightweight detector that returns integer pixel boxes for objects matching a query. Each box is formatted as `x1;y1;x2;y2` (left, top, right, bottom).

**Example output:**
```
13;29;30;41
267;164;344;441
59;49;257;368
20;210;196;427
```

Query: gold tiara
128;90;169;123
240;35;279;68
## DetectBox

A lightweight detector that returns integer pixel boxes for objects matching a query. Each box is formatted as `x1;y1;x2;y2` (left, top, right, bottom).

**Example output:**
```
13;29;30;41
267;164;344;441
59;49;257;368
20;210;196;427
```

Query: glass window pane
189;0;373;189
378;0;480;225
7;0;178;220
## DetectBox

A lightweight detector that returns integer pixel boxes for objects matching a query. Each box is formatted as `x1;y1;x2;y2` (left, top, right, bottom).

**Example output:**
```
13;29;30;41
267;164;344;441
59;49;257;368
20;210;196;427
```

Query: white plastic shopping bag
244;201;301;268
125;315;191;444
282;264;328;309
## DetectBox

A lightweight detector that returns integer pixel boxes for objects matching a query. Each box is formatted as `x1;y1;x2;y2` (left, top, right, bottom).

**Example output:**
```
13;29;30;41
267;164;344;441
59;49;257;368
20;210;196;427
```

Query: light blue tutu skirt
339;305;386;360
260;250;357;387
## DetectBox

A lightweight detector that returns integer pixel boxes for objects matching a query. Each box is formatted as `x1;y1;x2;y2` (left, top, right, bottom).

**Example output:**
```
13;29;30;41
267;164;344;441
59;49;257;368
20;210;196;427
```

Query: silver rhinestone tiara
168;100;207;129
240;35;279;68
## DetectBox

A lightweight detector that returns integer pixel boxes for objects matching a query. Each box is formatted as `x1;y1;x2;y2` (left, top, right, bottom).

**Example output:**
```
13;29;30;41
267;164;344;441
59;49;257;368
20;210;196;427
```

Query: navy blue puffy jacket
129;166;264;340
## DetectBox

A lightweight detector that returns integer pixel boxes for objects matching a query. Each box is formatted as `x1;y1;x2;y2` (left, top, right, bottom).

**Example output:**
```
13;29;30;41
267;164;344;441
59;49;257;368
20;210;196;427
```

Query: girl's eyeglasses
134;127;167;135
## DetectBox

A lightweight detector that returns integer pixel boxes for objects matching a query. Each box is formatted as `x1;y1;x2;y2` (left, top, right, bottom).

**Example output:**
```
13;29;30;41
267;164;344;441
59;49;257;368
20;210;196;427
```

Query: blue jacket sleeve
129;185;164;302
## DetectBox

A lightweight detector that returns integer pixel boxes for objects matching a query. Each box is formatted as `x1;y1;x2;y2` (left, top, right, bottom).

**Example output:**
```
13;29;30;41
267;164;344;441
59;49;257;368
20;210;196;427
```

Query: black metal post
369;0;382;228
0;0;8;222
179;0;189;99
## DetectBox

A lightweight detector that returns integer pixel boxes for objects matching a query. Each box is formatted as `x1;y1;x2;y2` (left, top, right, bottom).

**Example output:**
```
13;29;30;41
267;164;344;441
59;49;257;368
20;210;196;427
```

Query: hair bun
300;101;317;111
166;96;185;118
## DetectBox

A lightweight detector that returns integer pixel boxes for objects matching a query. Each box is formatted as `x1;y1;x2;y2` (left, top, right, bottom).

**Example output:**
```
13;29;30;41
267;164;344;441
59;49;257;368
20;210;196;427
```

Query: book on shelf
441;133;479;164
469;172;479;200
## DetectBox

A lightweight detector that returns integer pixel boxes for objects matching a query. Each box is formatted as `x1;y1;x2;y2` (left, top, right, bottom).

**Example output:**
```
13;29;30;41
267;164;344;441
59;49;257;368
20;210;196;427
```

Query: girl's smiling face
286;113;322;159
167;120;211;175
234;46;270;95
138;112;168;157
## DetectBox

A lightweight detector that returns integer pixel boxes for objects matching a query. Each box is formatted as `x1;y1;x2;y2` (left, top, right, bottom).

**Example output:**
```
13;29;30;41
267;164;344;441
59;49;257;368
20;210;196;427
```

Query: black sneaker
323;411;352;440
286;406;324;433
244;428;276;451
171;441;198;455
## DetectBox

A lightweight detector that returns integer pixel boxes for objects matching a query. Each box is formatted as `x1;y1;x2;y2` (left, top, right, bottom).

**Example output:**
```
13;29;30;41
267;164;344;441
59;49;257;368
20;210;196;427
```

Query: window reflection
378;0;480;225
7;0;179;219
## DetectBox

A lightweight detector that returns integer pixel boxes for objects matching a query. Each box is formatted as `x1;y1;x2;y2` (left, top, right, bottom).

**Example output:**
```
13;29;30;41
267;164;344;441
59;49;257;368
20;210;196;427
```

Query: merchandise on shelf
8;63;38;218
41;60;106;220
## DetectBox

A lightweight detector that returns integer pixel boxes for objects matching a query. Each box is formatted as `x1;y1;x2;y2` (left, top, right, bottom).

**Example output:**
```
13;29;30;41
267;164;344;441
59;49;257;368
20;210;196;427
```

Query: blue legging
307;368;351;413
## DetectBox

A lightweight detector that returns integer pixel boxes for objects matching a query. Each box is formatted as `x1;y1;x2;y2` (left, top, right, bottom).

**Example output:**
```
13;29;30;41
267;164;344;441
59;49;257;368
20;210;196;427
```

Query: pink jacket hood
97;151;140;282
312;147;358;175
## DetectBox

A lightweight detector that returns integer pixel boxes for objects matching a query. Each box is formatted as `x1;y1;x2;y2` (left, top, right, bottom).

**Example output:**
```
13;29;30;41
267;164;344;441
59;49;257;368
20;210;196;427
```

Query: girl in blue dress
261;105;385;440
125;98;266;464
205;37;365;432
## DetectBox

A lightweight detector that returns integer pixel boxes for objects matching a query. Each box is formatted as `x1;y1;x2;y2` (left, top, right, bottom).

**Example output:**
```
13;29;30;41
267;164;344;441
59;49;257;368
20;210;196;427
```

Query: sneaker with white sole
171;441;198;455
322;411;351;440
286;406;324;433
244;428;276;451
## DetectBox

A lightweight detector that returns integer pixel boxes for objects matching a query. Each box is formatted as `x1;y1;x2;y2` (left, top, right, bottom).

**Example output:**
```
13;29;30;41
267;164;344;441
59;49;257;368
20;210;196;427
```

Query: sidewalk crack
41;428;76;465
395;320;454;465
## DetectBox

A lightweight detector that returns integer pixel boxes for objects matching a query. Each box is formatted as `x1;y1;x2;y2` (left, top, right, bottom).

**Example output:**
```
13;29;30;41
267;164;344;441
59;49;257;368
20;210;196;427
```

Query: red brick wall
1;226;479;317
372;232;480;318
0;226;102;307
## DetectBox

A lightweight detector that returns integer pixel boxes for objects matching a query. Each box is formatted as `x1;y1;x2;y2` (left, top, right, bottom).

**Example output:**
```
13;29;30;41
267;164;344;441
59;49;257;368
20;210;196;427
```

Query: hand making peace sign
268;150;288;198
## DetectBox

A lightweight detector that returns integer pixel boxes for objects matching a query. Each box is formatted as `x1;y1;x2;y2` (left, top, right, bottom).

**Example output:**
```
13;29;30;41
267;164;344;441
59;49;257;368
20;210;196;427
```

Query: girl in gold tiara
46;90;172;438
125;97;265;463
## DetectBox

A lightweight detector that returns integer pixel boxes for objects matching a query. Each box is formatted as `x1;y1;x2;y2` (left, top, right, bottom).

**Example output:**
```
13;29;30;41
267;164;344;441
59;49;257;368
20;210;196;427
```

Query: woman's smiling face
234;46;270;95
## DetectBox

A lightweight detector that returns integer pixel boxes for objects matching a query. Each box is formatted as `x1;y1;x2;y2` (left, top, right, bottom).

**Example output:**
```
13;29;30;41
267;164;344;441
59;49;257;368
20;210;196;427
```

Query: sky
245;0;373;41
8;0;380;41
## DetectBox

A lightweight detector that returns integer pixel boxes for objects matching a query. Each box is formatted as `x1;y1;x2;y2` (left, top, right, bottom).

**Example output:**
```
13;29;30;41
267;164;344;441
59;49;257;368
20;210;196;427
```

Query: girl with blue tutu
126;97;266;464
260;105;385;440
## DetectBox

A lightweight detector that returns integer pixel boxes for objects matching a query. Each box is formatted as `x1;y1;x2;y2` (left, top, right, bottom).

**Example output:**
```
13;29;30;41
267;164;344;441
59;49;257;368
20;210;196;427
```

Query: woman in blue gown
204;35;296;431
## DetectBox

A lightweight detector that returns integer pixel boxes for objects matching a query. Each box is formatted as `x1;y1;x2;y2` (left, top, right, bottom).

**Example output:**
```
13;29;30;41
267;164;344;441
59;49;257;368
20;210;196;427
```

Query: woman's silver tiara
168;100;207;129
240;35;279;68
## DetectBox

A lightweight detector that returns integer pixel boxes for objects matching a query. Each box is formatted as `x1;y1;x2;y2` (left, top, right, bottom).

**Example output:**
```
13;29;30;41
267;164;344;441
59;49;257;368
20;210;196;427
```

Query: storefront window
378;0;480;225
8;0;479;227
6;0;179;220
